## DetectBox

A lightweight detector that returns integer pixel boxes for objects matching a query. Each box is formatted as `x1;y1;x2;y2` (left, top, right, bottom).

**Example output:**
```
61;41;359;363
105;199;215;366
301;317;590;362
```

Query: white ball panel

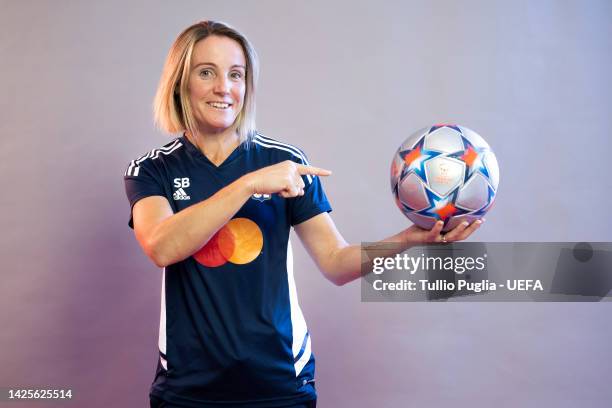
424;157;465;197
424;127;465;153
456;173;491;211
407;213;438;230
398;173;430;211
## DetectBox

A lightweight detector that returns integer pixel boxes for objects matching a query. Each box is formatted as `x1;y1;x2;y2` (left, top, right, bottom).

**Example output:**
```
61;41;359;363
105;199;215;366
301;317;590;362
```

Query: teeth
208;102;230;109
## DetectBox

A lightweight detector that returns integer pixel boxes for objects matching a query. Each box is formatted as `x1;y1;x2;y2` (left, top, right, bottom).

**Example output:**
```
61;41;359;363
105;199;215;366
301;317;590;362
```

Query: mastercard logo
194;218;263;267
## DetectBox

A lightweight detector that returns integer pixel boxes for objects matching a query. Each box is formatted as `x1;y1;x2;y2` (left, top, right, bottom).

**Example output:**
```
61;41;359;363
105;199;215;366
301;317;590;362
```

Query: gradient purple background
1;1;611;407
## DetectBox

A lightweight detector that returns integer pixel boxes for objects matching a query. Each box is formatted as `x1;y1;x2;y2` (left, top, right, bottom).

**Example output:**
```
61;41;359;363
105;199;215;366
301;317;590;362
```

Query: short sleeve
124;160;166;229
288;154;332;226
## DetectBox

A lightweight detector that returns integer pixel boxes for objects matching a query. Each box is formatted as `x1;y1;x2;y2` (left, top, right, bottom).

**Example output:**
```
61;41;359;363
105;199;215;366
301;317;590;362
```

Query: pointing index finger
297;164;332;176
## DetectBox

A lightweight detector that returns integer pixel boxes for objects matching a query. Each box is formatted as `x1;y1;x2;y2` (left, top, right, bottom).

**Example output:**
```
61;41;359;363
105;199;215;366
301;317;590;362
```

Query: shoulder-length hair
153;21;259;143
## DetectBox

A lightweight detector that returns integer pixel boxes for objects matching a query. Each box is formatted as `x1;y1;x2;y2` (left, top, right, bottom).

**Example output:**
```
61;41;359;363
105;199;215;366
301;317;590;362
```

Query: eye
230;71;244;80
199;68;214;78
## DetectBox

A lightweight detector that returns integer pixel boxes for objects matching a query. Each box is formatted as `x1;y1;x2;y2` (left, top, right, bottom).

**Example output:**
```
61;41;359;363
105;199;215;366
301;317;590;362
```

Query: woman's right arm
132;161;331;268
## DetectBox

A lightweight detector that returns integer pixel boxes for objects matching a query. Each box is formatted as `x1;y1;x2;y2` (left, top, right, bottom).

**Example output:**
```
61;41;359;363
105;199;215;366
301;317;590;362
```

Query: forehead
191;35;246;68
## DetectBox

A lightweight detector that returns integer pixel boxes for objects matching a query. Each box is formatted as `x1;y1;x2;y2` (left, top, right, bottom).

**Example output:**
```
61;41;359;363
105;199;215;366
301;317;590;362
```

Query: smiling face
187;35;247;135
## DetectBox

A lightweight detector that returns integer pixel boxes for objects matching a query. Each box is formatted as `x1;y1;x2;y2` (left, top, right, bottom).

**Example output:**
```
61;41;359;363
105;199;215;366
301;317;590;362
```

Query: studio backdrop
1;1;611;407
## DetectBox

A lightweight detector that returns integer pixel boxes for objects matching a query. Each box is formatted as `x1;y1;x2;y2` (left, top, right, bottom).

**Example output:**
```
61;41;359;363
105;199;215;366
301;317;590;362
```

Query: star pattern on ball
397;136;442;184
391;124;498;232
416;187;470;225
448;136;491;183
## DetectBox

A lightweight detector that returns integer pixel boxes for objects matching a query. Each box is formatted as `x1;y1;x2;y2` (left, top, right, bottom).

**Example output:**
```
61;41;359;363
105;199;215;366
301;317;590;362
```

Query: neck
186;128;241;166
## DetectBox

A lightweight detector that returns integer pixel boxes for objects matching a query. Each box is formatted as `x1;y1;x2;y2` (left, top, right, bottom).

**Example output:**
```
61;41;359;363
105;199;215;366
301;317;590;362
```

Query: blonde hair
153;21;259;143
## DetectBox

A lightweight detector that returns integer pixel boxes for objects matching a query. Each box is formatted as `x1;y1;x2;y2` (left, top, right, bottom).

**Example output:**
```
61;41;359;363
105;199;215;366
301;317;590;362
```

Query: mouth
207;101;232;110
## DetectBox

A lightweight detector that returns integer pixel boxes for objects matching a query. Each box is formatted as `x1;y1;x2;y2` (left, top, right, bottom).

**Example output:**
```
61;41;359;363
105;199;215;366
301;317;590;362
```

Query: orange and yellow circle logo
194;218;263;267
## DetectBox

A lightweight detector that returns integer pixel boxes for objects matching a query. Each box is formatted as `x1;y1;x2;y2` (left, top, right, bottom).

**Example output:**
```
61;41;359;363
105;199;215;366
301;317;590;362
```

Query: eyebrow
192;62;246;70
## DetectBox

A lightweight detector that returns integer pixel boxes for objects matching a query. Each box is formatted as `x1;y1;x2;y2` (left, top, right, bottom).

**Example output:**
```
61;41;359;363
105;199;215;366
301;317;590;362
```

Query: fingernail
476;219;483;225
462;221;469;227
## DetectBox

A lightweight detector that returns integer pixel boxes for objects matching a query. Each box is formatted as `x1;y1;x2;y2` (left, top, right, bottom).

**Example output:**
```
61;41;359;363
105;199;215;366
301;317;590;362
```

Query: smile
207;102;232;109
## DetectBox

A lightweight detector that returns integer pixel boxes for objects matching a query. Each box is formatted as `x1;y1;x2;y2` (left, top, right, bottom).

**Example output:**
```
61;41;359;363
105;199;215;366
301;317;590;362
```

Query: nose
213;75;230;95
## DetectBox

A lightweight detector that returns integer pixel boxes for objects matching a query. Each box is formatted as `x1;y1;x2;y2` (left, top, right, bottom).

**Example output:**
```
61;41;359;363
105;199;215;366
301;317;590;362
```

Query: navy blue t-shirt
124;133;331;407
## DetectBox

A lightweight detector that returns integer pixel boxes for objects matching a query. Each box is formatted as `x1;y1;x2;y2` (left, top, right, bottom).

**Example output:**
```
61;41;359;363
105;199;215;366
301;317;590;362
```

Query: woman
124;20;481;408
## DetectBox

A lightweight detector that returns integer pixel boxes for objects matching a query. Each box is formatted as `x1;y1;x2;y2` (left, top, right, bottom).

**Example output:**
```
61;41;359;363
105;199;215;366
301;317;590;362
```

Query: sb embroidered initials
173;178;191;200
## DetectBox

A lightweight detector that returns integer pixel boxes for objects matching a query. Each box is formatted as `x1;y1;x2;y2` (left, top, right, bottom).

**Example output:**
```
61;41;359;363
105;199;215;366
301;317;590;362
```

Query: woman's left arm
294;213;483;286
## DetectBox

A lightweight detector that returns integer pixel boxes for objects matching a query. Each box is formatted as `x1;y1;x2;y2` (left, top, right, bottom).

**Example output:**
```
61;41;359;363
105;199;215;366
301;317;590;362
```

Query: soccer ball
390;124;499;232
